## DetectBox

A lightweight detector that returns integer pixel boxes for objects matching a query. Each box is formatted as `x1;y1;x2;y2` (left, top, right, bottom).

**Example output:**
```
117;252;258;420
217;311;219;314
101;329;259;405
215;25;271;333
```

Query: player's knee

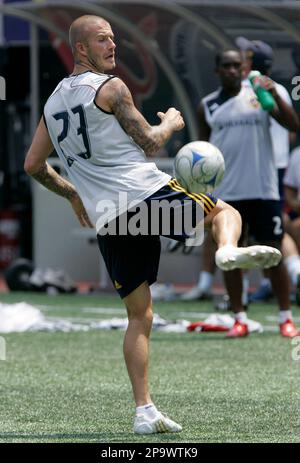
227;203;241;222
128;308;153;336
144;308;153;328
218;200;242;225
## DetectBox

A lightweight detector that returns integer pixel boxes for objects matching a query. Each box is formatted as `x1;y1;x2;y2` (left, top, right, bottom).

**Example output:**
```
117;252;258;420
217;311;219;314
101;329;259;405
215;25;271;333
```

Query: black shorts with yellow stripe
97;179;217;299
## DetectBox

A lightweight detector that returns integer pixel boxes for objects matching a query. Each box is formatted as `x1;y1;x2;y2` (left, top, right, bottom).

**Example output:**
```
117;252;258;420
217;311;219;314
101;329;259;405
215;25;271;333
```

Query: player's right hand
157;107;185;131
69;193;93;228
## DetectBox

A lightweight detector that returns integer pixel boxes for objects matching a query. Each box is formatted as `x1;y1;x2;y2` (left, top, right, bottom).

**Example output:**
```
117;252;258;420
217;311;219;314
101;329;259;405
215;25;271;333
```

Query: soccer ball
174;141;225;194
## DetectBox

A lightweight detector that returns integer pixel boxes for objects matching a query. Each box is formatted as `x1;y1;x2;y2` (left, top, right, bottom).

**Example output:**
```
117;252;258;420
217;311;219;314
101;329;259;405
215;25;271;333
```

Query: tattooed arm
96;78;185;156
24;118;93;227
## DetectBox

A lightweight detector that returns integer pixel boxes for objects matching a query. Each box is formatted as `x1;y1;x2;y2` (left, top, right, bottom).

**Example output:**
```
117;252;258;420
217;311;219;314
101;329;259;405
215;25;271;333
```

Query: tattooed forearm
31;162;77;200
109;81;173;155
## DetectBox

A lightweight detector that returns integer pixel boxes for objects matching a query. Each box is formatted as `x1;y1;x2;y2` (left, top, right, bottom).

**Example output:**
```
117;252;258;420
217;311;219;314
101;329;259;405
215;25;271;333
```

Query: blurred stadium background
2;0;300;287
1;0;300;443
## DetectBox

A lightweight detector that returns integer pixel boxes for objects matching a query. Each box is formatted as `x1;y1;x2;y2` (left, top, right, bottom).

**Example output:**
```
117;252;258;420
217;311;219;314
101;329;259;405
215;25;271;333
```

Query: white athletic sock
285;255;300;286
197;271;213;292
235;311;248;324
136;403;159;418
242;275;249;306
279;310;293;324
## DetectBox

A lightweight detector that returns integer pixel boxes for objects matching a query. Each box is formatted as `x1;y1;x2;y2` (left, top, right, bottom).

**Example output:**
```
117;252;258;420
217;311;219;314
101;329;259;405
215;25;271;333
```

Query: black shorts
97;180;217;298
227;199;284;244
278;168;286;208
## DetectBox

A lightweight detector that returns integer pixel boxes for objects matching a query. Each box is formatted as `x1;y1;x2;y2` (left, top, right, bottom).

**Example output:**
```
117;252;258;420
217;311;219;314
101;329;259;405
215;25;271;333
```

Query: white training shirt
243;79;292;169
202;84;279;201
283;146;300;201
44;71;171;230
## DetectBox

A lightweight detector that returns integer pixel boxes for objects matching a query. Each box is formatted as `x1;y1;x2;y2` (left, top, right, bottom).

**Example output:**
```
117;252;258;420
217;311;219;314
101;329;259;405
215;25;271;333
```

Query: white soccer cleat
181;286;211;301
215;244;282;271
134;411;182;435
150;283;176;301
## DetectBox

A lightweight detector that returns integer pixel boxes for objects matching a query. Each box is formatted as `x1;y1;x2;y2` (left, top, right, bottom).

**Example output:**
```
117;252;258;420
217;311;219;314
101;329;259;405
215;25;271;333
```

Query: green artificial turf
0;292;299;443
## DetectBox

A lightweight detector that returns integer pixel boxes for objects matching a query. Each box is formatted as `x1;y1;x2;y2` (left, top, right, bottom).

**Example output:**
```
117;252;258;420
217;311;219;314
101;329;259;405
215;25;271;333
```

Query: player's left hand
69;193;93;228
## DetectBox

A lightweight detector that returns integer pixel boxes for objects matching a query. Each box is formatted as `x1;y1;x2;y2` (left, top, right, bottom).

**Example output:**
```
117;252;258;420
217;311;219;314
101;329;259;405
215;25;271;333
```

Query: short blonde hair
69;15;109;55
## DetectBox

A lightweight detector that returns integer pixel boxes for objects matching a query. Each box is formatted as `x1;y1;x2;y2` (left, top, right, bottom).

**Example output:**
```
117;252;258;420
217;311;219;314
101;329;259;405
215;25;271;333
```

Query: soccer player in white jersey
197;49;299;338
183;41;300;305
24;16;281;434
283;147;300;305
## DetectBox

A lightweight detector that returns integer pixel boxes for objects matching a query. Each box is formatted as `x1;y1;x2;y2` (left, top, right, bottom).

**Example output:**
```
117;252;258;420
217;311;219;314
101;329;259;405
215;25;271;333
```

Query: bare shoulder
96;77;133;112
101;76;127;96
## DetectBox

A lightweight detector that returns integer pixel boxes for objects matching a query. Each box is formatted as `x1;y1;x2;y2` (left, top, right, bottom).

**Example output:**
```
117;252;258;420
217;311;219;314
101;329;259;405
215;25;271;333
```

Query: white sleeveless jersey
202;84;279;201
283;146;300;201
243;79;292;169
44;71;171;228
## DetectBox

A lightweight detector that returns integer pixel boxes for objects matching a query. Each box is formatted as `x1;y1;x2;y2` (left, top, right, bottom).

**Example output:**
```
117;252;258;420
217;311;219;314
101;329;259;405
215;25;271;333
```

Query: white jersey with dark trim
44;71;171;228
202;84;279;201
270;82;292;169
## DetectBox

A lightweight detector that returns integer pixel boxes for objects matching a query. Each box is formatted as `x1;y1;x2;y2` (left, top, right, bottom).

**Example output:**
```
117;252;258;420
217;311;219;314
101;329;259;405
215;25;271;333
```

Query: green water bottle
248;70;275;111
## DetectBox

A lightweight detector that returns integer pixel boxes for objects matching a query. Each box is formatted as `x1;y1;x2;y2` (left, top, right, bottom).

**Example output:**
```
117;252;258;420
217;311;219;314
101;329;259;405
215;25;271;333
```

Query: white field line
82;307;125;314
37;306;125;314
175;312;214;319
46;316;106;323
265;315;300;322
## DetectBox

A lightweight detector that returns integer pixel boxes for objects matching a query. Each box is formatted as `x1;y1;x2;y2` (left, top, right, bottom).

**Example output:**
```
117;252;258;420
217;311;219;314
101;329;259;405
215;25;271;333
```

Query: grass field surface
0;292;299;443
